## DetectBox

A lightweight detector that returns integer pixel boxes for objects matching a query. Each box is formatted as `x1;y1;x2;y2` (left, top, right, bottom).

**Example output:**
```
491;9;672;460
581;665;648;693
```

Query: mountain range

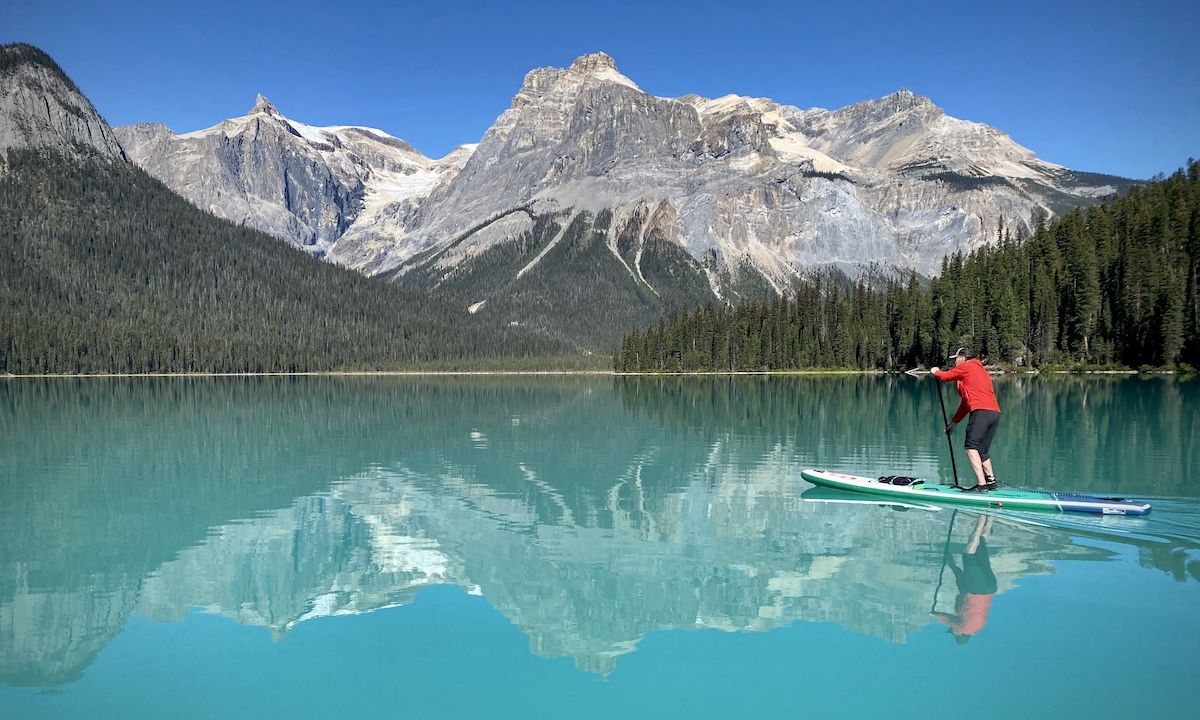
2;44;1136;354
113;52;1134;348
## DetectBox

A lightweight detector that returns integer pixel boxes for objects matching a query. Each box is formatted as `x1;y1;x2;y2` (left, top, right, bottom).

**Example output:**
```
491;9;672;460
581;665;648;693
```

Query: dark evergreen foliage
616;160;1200;371
0;149;568;373
926;172;1013;192
395;207;718;351
800;169;855;184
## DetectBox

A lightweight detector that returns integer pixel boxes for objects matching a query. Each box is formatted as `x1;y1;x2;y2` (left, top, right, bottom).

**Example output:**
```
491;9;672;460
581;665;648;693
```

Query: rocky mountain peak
819;87;943;136
874;87;938;115
568;51;640;90
515;52;641;104
0;42;125;160
888;87;934;109
568;51;618;73
250;93;282;117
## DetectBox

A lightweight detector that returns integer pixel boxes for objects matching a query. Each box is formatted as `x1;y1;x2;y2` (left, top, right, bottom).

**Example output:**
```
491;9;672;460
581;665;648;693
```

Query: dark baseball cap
947;347;976;360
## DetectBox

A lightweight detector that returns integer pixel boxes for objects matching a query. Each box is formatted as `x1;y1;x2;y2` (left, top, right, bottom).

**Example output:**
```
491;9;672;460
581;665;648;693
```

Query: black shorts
964;410;1000;461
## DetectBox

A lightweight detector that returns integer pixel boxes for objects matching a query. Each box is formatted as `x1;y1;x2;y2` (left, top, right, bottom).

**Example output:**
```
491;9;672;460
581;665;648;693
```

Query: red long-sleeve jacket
933;359;1000;423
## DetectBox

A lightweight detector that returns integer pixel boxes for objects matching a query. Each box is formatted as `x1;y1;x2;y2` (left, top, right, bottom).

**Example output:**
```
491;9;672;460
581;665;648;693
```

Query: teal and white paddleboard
800;486;940;512
801;469;1152;516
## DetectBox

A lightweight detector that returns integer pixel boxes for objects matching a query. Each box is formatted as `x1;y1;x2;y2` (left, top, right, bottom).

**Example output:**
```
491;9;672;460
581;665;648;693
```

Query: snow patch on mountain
324;125;396;140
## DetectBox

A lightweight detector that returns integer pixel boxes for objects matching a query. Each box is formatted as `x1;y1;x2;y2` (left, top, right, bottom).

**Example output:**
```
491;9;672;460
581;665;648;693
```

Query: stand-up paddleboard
800;486;940;511
801;469;1152;516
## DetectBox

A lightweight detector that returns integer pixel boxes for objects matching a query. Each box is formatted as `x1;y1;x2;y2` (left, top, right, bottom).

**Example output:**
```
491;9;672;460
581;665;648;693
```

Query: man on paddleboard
930;347;1000;493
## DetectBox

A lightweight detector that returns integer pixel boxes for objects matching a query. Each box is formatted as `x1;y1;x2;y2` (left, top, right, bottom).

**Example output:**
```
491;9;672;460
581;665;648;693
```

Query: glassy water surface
2;376;1198;718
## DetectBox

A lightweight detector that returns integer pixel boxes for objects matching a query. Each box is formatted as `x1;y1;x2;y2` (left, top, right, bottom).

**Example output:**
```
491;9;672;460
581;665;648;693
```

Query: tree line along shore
616;161;1200;374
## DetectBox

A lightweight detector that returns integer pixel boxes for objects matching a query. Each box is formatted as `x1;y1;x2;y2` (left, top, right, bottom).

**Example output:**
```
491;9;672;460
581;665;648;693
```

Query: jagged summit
251;93;281;116
118;79;451;258
862;87;938;114
568;51;640;90
568;51;618;73
517;52;641;100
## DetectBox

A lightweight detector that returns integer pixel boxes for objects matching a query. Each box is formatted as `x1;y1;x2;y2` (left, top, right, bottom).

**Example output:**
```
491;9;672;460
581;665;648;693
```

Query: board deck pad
801;469;1151;516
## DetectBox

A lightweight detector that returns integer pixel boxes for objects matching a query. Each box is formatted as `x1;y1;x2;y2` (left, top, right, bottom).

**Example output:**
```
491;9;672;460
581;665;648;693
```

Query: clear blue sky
3;0;1196;179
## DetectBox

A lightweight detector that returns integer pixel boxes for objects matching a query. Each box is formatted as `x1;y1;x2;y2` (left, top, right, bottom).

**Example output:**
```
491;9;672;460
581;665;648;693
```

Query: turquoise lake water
1;376;1198;718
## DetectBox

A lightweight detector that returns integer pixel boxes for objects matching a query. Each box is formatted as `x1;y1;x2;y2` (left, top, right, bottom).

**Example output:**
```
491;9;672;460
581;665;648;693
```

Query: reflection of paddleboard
801;469;1152;516
800;486;940;512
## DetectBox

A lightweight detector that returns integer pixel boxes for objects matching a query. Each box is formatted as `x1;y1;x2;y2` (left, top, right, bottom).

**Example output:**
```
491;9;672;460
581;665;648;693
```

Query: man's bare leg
966;449;987;487
966;515;988;554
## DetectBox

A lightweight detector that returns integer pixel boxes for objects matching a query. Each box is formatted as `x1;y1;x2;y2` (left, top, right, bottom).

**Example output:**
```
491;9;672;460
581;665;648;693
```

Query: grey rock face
115;95;465;257
0;44;125;161
117;97;362;253
381;56;1131;288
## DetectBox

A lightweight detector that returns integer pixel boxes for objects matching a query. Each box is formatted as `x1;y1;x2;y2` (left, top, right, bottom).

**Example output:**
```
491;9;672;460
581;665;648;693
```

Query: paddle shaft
930;509;959;614
934;378;961;488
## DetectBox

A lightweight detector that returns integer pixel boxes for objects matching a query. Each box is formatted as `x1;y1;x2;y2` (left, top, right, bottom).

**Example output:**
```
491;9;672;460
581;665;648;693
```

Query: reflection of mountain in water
138;467;1111;677
0;379;366;687
1;377;1195;685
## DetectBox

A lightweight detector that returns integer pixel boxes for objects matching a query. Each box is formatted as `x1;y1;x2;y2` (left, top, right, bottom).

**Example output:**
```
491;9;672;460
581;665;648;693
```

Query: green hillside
0;149;567;373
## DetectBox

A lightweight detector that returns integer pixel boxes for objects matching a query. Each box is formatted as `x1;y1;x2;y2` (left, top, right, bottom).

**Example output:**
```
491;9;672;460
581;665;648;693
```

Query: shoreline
2;369;1182;379
2;369;875;378
2;370;616;378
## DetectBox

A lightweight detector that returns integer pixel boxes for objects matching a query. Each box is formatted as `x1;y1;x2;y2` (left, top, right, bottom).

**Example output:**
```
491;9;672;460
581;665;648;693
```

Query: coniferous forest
0;149;569;373
615;160;1200;372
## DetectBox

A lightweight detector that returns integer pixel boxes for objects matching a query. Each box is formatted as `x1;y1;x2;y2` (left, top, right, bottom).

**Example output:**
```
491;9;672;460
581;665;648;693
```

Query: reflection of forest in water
613;375;1199;497
1;377;1196;687
614;375;1200;583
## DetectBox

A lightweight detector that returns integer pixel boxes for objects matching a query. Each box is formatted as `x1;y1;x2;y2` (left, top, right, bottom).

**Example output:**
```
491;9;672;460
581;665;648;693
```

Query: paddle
930;508;959;614
906;367;961;488
934;374;962;488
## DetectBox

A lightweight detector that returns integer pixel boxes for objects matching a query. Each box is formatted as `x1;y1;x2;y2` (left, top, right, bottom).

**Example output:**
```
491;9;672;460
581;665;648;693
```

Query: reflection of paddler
932;515;996;643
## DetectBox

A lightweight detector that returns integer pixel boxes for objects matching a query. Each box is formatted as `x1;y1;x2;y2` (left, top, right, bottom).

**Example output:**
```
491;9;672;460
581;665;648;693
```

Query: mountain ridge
120;53;1135;282
4;43;1140;354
